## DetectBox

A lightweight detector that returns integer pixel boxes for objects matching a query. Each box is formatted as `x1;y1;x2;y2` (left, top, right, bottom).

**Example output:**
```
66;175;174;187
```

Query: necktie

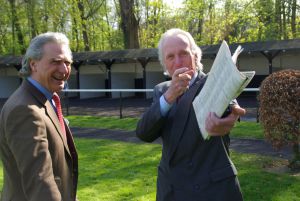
52;93;66;136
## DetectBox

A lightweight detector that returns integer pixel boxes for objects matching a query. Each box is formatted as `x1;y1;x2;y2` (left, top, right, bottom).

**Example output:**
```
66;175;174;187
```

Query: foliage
1;0;300;55
259;69;300;148
258;69;300;169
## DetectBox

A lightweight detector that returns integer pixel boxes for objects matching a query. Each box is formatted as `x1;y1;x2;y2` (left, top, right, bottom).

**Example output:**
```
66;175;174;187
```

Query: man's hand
205;105;246;136
164;67;194;104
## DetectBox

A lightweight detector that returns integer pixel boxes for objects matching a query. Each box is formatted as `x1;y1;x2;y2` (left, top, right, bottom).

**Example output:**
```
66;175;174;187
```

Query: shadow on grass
232;152;300;201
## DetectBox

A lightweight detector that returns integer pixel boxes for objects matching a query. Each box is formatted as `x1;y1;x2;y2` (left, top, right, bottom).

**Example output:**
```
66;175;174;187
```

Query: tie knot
52;93;61;106
52;92;59;99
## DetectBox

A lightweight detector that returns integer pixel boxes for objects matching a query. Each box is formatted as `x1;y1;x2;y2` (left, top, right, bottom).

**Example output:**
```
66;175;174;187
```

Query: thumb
231;105;246;116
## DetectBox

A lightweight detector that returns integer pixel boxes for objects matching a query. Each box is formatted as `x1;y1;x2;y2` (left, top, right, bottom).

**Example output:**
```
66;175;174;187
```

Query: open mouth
53;76;65;82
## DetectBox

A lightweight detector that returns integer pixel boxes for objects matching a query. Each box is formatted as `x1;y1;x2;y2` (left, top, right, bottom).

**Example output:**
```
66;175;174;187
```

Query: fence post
119;92;123;119
256;90;259;123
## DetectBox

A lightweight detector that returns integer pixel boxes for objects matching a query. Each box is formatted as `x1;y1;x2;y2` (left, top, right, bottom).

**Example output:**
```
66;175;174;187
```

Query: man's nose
59;62;70;73
174;55;182;67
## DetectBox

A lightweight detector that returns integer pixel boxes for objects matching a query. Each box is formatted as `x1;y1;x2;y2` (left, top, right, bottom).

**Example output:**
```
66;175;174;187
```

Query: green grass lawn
231;121;264;139
0;139;299;201
66;115;264;139
76;139;300;201
67;115;139;131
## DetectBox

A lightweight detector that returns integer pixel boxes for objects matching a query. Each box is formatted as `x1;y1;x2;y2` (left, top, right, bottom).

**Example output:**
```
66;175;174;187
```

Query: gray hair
19;32;72;77
157;28;203;76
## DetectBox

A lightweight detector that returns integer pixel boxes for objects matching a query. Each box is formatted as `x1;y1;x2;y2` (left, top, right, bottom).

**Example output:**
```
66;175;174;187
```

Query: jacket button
194;184;200;190
188;161;193;167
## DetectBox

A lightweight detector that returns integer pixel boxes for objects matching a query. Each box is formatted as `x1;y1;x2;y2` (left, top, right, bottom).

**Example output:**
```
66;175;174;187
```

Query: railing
243;88;260;122
62;89;153;118
62;88;260;120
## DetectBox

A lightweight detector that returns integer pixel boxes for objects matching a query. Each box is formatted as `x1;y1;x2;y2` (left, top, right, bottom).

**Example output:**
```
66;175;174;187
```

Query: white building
0;39;299;99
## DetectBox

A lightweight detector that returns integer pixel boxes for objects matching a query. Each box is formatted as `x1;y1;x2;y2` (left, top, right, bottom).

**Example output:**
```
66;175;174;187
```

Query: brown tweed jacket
0;79;78;201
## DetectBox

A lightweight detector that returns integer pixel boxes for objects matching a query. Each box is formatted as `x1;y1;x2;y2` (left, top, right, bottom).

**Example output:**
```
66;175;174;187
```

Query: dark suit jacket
136;73;243;201
0;80;78;201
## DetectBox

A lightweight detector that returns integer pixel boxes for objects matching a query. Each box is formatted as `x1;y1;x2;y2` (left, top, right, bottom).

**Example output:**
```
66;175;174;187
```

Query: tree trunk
8;0;25;54
25;0;38;38
8;0;16;54
281;0;287;39
77;0;90;51
291;0;296;38
275;0;282;39
289;143;300;171
119;0;140;49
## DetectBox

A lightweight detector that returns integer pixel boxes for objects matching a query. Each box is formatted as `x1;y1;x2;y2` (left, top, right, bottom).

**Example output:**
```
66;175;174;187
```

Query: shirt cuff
159;95;173;116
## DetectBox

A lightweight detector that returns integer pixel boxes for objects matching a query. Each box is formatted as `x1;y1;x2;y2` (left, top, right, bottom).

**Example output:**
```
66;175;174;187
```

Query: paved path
71;127;293;160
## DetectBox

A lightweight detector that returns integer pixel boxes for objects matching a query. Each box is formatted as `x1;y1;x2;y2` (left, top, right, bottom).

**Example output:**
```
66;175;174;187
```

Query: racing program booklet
192;41;255;140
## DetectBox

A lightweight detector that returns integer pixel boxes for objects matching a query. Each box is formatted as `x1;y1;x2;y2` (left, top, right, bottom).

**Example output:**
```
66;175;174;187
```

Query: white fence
62;88;260;120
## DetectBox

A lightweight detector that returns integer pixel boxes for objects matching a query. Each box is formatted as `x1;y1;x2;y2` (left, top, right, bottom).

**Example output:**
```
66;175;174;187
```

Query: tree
259;69;300;170
291;0;297;37
0;0;11;54
138;0;168;48
1;0;300;55
183;0;206;44
118;0;140;49
8;0;26;54
76;0;105;51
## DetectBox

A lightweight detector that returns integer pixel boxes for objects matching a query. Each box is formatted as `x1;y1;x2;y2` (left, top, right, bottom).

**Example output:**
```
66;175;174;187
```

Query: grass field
76;139;300;201
66;115;264;139
0;116;299;200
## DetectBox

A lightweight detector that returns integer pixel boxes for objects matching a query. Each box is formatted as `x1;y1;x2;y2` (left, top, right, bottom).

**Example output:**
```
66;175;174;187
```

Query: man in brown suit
0;32;78;201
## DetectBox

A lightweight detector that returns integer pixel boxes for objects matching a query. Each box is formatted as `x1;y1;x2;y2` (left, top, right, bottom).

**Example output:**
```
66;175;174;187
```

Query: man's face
163;34;197;76
30;42;72;93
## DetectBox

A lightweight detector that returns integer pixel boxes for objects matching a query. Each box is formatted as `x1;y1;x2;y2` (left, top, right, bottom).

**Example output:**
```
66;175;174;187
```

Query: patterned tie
52;93;66;136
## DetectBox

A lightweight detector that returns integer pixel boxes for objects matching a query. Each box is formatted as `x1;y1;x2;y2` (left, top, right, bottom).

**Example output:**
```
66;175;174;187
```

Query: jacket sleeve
6;105;61;201
136;86;167;142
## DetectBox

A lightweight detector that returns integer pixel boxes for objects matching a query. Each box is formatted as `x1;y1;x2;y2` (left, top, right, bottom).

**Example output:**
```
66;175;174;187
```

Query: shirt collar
189;71;198;86
27;77;53;101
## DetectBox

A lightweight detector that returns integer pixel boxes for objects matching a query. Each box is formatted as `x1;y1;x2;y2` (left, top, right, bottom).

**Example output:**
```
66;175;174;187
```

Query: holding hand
205;105;246;136
164;67;194;104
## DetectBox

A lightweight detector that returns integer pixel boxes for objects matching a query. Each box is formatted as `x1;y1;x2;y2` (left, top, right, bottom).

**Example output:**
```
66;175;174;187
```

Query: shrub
258;69;300;170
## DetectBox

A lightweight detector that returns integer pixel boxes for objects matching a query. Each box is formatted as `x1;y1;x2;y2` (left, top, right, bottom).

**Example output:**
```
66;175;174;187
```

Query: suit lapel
24;80;71;155
44;101;71;154
167;74;207;162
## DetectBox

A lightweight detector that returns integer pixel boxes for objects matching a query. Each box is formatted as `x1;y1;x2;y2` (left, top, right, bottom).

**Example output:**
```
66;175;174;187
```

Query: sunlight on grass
66;116;138;131
76;139;159;201
231;152;300;201
67;115;265;139
75;139;300;201
230;121;264;139
0;139;299;200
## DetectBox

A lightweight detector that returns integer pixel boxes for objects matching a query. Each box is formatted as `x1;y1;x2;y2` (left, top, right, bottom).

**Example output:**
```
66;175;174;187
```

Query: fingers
164;68;194;103
205;106;246;137
205;112;235;136
173;67;190;76
231;104;246;116
173;68;194;94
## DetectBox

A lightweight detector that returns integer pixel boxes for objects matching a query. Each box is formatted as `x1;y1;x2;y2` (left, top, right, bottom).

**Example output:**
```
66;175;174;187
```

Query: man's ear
29;60;37;72
194;53;198;62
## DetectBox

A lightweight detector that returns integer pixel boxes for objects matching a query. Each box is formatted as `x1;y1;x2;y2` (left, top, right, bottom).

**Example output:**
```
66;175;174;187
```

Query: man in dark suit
136;28;245;201
0;32;78;201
